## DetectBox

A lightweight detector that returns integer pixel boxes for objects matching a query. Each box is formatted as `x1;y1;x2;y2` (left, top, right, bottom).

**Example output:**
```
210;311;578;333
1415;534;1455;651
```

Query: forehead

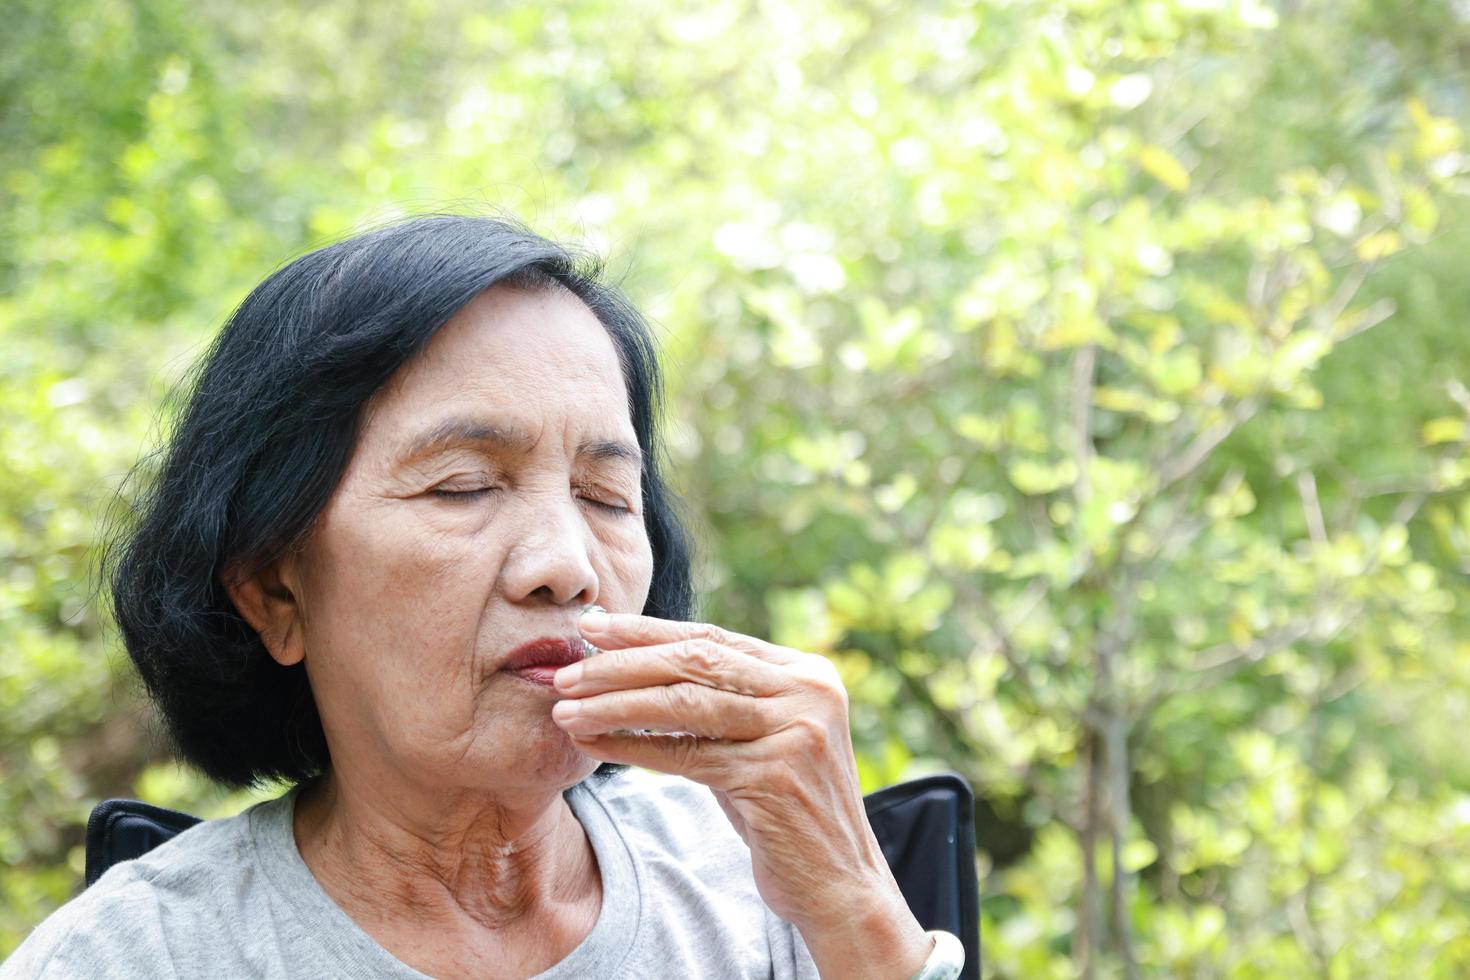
362;284;634;449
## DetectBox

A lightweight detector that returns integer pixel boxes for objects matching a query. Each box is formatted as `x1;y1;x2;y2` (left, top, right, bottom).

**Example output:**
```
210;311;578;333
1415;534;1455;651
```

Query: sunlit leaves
1138;145;1192;192
3;0;1470;974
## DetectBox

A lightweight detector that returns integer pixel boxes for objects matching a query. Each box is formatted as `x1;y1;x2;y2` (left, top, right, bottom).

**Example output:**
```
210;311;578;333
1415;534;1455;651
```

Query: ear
221;556;307;667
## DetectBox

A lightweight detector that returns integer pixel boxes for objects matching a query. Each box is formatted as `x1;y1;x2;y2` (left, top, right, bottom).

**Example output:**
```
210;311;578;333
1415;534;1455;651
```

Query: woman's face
284;284;653;795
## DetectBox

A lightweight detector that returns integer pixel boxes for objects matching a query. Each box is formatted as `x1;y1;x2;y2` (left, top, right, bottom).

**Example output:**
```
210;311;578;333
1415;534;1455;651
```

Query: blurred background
3;0;1470;975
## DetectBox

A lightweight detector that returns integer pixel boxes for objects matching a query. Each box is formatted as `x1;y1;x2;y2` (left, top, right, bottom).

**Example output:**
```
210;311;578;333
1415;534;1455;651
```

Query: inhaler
580;604;607;659
578;603;692;739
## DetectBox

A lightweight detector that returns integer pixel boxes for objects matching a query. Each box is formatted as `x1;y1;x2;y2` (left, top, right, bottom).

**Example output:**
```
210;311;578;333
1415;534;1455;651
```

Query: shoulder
1;867;158;978
1;802;267;979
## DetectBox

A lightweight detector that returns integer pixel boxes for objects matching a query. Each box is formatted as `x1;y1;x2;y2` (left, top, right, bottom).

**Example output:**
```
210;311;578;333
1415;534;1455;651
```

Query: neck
292;767;600;934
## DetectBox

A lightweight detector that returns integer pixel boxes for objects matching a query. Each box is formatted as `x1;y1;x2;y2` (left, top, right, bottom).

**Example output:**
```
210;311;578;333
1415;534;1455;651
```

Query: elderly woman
3;216;962;979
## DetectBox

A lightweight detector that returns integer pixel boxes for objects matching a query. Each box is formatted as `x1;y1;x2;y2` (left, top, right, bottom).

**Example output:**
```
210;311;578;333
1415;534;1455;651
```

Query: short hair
104;214;695;789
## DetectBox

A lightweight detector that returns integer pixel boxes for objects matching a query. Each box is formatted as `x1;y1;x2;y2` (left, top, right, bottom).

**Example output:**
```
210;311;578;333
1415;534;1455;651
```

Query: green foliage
3;0;1469;974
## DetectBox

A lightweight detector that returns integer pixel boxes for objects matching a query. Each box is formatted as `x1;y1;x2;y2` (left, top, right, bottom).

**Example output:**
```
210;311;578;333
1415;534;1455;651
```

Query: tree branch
1072;344;1097;505
1107;712;1140;980
1297;470;1329;547
873;643;986;765
1075;729;1104;980
952;577;1049;713
1155;396;1262;492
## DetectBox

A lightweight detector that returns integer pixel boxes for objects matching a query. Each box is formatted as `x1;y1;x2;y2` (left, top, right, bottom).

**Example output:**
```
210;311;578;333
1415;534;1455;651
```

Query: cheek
299;502;492;681
599;522;655;607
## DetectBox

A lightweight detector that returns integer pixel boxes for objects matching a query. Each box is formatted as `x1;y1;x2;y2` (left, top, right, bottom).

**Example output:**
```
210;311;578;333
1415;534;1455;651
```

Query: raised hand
550;611;932;979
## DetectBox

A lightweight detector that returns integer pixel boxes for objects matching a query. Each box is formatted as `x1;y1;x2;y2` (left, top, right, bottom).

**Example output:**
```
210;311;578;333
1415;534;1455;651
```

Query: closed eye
427;482;631;514
429;486;498;500
581;496;633;516
574;481;634;516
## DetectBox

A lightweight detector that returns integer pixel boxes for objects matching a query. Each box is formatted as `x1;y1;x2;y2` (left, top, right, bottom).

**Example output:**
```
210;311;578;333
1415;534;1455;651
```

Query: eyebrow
399;416;642;467
578;437;643;467
399;418;535;461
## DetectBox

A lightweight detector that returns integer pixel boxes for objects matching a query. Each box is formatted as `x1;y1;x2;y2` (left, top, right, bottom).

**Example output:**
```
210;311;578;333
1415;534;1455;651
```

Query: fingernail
555;662;583;688
552;700;582;721
579;608;609;631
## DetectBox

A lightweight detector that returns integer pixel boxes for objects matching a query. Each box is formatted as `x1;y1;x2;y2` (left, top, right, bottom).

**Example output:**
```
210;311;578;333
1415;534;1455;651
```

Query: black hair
103;214;695;789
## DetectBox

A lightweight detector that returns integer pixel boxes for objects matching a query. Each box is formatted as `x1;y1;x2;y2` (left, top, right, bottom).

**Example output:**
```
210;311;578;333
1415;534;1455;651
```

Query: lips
500;636;586;672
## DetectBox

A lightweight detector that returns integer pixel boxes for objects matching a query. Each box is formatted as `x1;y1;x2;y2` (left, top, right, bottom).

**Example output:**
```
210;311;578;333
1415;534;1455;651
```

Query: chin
494;735;603;787
556;742;606;781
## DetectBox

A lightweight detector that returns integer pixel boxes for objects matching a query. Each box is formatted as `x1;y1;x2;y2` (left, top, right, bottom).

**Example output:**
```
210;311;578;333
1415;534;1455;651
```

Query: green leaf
1137;145;1191;192
1423;416;1465;445
1006;459;1080;496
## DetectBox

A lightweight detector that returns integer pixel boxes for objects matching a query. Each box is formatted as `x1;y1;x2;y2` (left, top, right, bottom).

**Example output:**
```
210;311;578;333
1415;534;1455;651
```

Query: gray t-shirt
2;767;822;978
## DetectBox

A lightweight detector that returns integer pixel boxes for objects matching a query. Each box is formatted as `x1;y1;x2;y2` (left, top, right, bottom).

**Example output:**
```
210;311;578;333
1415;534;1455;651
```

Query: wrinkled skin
553;612;932;977
275;285;652;800
226;282;931;978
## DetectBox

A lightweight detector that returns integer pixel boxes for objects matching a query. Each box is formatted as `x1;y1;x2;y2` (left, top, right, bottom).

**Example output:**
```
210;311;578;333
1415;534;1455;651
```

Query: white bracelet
906;928;965;980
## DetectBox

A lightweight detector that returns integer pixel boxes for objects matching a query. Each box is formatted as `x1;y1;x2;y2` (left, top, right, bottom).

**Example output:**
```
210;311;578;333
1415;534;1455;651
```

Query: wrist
794;891;932;980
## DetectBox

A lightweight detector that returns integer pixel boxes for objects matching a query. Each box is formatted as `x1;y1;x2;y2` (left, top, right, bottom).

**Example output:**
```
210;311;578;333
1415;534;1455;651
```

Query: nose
499;493;599;609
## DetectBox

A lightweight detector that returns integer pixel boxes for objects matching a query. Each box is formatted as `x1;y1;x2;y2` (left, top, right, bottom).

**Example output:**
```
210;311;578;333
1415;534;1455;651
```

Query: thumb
711;788;751;844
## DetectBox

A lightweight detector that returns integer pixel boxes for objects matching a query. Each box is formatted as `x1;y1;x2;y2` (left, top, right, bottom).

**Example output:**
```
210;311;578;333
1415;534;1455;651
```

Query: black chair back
85;797;201;887
864;772;980;980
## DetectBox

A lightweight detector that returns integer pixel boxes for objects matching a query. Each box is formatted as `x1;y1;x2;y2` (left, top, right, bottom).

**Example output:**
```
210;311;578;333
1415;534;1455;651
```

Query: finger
564;728;753;791
579;613;804;666
554;639;793;698
552;682;777;741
